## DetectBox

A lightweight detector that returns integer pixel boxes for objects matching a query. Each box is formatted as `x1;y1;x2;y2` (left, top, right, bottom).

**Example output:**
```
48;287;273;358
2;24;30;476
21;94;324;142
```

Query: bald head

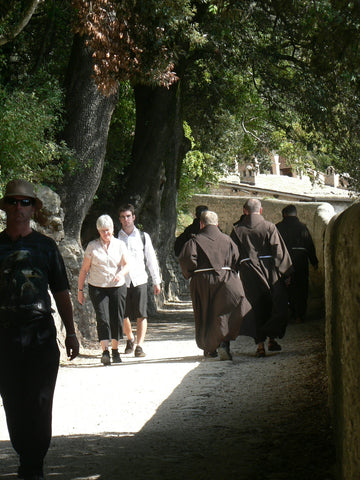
243;198;262;214
200;210;218;226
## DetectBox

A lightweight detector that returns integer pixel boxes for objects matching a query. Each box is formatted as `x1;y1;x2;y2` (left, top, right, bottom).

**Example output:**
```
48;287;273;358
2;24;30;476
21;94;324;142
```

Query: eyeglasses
4;197;35;207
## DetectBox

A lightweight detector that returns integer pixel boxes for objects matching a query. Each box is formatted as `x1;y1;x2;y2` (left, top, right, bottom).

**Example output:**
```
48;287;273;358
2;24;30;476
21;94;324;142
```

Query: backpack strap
139;230;146;251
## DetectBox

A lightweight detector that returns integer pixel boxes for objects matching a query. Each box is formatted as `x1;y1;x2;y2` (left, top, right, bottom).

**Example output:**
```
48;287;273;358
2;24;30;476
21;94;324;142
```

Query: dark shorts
125;283;148;320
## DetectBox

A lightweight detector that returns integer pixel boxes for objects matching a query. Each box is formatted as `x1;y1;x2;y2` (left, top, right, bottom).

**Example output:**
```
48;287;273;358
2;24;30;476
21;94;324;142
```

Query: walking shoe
218;341;232;361
124;337;135;354
134;345;146;357
112;350;122;363
101;350;111;365
268;339;282;351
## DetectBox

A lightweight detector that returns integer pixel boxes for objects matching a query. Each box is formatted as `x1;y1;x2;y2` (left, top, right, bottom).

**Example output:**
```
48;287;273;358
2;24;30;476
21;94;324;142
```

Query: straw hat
0;179;43;211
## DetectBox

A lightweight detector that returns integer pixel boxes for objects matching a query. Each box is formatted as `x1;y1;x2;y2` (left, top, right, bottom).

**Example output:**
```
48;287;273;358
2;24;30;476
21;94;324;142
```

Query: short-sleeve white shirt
84;236;127;288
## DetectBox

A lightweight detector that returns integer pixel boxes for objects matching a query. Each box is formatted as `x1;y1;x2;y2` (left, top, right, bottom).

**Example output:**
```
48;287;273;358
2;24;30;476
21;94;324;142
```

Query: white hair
96;214;114;231
201;210;218;226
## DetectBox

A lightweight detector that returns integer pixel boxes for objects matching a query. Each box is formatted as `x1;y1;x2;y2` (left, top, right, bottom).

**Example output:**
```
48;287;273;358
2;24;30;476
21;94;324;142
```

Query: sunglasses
4;197;35;207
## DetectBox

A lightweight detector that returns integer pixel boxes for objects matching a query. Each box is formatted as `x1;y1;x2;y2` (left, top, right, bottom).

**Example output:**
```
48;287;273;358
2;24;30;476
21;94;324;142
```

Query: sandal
268;339;282;351
256;344;266;357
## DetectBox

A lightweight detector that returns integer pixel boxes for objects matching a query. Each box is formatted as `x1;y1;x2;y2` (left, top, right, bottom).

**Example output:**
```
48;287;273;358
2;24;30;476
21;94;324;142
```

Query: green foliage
0;78;74;193
179;0;360;193
177;122;219;213
3;0;360;216
0;1;75;194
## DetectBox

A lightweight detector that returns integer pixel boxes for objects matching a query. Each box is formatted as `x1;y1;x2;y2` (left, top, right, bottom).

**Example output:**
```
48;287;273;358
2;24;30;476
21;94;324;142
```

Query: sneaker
124;338;135;354
218;341;232;361
112;350;122;363
101;350;111;365
134;345;146;357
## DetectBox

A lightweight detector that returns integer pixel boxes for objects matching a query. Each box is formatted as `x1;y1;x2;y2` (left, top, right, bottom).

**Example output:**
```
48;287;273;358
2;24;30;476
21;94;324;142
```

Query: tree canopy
1;0;360;202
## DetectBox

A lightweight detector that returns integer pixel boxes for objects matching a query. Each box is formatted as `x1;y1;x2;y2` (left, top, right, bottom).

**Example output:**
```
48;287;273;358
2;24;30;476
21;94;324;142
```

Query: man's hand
65;335;80;360
154;284;161;295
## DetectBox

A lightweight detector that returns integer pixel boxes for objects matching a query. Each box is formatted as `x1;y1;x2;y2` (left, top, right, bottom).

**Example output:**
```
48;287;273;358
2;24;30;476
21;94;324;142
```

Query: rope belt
194;267;231;273
240;255;272;264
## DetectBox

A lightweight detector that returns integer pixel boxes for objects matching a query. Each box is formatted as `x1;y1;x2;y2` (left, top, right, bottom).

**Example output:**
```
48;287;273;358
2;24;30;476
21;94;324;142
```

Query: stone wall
190;194;335;318
324;202;360;480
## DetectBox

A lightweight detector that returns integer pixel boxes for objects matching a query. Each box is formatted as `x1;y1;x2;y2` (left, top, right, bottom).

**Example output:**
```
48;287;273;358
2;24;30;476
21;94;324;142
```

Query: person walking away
179;210;253;360
174;205;208;257
0;179;79;480
118;204;161;358
230;198;293;357
276;204;318;323
78;214;129;365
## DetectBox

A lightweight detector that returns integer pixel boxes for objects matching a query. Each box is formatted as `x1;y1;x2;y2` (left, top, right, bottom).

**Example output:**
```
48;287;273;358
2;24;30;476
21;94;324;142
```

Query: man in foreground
179;210;253;360
231;198;293;357
0;179;79;480
118;203;161;358
276;204;319;323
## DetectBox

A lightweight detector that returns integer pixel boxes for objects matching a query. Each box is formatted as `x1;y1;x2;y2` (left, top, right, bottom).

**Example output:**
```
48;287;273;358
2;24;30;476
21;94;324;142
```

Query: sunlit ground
0;316;203;440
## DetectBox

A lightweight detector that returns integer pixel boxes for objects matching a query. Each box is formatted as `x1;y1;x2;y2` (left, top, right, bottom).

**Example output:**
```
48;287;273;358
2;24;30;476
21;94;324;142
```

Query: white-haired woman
78;215;129;365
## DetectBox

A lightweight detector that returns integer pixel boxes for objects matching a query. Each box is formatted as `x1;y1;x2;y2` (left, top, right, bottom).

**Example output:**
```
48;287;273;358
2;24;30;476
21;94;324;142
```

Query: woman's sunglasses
4;197;35;207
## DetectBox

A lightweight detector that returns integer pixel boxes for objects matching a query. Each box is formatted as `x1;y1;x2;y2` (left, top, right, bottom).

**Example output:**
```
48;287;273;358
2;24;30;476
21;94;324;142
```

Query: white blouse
84;237;127;288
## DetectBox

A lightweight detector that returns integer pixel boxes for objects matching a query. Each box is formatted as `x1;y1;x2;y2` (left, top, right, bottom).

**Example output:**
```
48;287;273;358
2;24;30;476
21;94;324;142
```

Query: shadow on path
0;309;335;480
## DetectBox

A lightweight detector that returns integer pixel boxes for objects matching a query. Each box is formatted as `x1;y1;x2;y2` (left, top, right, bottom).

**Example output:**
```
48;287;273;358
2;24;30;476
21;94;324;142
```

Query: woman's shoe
101;350;111;365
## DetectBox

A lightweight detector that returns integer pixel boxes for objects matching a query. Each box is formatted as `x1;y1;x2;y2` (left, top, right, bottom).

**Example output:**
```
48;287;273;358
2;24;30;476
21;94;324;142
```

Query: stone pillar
272;154;280;175
325;202;360;480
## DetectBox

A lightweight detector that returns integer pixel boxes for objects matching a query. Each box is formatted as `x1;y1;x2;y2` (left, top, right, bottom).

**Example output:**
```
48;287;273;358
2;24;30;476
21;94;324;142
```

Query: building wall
190;194;335;318
324;202;360;480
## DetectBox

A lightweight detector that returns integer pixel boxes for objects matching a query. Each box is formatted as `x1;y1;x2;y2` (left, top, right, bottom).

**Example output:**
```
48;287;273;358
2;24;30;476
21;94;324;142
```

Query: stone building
214;154;353;214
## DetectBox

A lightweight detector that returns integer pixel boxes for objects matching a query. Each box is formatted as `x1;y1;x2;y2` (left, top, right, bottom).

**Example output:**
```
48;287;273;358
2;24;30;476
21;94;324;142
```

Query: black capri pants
89;284;127;341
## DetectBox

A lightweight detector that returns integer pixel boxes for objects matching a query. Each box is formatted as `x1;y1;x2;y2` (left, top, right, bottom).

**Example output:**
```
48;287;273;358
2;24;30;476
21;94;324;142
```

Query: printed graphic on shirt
0;249;46;311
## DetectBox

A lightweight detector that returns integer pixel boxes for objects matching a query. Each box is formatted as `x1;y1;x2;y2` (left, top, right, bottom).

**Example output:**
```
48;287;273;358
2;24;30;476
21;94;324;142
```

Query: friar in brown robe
276;204;319;323
179;210;253;360
230;198;293;357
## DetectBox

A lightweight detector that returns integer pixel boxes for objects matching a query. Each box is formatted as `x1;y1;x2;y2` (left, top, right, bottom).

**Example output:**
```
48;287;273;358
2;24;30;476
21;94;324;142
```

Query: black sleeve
48;241;70;293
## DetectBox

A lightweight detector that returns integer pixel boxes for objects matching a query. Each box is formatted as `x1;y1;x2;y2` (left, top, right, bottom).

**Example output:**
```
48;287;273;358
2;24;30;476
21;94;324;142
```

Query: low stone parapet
324;201;360;480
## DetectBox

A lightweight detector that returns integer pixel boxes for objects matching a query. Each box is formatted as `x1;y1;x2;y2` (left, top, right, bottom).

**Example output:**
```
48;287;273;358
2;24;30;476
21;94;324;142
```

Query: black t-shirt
0;229;70;324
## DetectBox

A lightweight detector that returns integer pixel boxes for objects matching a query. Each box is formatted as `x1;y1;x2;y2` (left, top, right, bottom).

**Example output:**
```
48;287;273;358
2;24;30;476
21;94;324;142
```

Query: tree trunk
58;33;118;243
55;34;118;340
118;82;190;300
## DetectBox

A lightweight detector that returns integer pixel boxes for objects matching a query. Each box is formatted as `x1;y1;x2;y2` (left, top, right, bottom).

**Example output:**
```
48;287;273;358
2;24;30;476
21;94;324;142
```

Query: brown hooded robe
230;214;293;343
179;225;254;353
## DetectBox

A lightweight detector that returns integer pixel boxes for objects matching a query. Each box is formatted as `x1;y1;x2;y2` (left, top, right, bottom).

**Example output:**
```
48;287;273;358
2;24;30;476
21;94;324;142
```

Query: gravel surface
0;302;336;480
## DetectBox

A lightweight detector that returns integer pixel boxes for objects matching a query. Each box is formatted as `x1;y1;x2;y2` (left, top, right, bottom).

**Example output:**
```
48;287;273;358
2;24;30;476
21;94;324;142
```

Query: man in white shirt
118;204;161;357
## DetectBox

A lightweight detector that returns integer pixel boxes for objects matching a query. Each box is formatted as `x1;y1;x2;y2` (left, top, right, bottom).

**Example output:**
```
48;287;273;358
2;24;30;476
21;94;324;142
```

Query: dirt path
0;303;335;480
